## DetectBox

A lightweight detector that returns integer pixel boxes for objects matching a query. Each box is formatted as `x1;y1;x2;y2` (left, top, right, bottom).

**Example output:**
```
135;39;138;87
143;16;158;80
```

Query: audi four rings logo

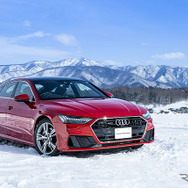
115;119;130;126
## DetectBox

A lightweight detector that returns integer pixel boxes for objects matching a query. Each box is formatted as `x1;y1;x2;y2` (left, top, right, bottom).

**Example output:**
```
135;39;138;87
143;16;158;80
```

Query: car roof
0;77;84;87
25;77;82;82
8;77;83;82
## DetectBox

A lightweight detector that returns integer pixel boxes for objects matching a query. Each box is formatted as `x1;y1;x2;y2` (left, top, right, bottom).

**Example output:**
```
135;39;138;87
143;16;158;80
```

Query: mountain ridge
0;57;188;88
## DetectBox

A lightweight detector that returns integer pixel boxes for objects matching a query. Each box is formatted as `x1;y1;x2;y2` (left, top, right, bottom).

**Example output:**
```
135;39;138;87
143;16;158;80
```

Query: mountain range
0;57;188;88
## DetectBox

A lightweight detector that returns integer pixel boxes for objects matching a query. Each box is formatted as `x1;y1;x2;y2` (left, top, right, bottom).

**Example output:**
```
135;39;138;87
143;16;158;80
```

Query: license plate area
115;127;132;139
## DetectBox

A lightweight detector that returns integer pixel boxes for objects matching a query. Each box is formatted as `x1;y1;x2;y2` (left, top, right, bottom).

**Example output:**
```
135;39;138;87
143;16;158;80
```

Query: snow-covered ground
143;100;188;113
0;113;188;188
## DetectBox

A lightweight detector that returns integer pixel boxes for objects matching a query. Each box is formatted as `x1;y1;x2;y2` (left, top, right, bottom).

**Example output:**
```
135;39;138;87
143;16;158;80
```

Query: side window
15;82;35;101
0;82;17;98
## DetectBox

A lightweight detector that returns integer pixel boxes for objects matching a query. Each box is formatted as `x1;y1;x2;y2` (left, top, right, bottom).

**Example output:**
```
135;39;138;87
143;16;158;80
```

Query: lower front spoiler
64;128;154;152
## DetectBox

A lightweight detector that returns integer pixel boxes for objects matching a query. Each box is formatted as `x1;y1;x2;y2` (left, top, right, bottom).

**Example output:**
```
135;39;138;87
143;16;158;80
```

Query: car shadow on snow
60;146;141;158
0;138;30;148
0;138;142;158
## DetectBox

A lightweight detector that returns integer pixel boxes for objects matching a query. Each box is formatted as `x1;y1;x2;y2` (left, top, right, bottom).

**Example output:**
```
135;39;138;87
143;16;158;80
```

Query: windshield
32;80;107;100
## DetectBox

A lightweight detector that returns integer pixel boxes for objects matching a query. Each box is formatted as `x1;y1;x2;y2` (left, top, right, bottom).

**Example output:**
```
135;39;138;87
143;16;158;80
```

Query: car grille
91;116;147;142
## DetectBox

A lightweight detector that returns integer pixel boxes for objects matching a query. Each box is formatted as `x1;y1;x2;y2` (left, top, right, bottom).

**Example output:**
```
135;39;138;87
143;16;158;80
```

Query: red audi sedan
0;77;154;155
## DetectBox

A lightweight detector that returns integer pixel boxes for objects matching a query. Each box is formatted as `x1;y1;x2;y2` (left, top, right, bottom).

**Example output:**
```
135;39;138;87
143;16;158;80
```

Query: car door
6;81;36;143
0;82;18;136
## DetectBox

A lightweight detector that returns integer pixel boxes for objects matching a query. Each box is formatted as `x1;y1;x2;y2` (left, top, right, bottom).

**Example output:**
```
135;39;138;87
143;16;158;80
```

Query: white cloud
0;36;73;64
0;37;67;56
23;20;31;27
152;52;186;60
12;31;49;41
55;33;77;46
0;32;80;64
4;32;76;44
1;32;49;45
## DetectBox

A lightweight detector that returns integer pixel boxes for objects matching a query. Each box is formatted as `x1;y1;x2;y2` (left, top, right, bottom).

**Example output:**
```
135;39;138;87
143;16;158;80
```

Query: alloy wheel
35;120;57;155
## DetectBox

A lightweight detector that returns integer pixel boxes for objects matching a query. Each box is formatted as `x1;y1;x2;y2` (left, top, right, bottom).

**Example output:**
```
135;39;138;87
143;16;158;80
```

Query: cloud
0;37;67;56
4;31;77;45
12;31;49;41
55;33;77;46
0;31;80;64
23;20;31;27
1;32;50;45
152;52;186;60
0;35;74;64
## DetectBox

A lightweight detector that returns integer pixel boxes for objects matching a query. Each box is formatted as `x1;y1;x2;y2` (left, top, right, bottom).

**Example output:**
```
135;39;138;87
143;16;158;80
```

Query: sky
0;0;188;66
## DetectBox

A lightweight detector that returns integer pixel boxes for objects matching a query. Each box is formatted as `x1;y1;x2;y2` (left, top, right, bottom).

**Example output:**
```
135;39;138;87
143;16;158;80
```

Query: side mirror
14;94;30;103
106;92;113;98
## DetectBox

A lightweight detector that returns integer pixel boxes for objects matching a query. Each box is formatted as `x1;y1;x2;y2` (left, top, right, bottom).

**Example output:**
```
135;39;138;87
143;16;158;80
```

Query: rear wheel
34;119;58;156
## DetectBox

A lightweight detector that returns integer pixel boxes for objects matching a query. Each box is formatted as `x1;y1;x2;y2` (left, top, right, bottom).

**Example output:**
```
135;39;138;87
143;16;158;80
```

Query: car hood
41;98;147;118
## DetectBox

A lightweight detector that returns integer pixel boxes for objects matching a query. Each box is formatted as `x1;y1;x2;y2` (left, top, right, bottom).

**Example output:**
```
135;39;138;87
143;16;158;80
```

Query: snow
0;112;188;188
144;100;188;113
1;58;188;88
157;75;168;83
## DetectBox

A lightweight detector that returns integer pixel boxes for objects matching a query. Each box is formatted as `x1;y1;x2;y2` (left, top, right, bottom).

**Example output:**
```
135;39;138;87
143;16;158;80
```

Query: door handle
8;106;13;110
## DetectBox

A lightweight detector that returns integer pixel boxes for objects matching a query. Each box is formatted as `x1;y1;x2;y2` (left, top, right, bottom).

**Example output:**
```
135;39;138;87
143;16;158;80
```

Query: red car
0;77;154;155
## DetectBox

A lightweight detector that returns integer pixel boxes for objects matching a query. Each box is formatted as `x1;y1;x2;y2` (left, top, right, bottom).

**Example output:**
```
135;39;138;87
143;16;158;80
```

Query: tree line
105;86;188;105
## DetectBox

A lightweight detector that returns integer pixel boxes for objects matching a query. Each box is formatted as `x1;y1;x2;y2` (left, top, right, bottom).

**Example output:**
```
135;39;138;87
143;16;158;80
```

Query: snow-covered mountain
0;57;188;88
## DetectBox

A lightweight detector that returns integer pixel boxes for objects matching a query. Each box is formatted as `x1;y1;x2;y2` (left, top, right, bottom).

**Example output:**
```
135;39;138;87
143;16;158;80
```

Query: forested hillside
106;86;188;105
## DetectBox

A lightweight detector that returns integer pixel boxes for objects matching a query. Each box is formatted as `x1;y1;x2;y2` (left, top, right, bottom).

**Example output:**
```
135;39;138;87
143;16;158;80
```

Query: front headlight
58;114;93;124
142;111;151;120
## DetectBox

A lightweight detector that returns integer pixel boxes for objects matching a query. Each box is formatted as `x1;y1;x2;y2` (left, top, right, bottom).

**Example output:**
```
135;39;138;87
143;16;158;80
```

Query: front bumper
67;128;154;150
54;116;154;152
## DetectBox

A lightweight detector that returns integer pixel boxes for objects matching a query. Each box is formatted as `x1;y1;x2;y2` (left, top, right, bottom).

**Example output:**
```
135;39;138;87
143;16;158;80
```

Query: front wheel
34;119;58;156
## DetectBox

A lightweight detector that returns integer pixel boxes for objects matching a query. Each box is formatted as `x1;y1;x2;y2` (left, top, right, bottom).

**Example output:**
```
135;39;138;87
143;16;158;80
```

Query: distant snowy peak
53;57;109;67
0;57;188;88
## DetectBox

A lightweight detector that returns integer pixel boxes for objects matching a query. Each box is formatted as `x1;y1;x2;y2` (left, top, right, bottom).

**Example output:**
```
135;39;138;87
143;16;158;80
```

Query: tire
34;118;58;156
131;144;144;149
